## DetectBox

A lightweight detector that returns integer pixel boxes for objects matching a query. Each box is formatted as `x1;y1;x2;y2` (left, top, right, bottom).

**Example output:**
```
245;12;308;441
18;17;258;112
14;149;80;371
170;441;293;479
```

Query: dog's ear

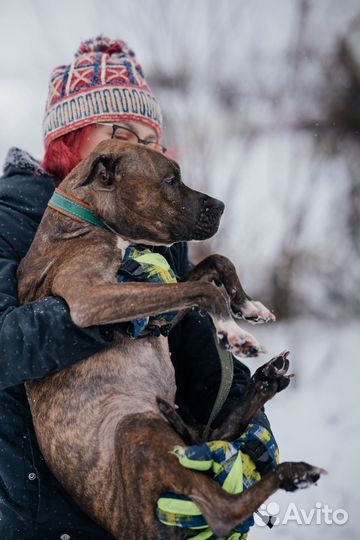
78;154;119;191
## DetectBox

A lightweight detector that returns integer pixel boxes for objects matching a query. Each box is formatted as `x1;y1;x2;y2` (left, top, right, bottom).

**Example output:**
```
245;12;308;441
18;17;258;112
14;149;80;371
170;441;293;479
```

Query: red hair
41;125;93;181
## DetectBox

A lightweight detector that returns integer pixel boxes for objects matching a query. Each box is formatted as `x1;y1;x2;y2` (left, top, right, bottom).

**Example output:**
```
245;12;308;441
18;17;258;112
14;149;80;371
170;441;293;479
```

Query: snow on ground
244;318;360;540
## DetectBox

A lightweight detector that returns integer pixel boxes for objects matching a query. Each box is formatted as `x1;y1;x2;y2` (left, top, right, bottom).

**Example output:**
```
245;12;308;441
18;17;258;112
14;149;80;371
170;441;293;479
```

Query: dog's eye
163;175;178;186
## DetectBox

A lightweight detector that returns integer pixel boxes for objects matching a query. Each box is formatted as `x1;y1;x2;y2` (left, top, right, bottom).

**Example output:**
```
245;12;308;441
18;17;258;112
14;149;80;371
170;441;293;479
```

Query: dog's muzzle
193;198;225;240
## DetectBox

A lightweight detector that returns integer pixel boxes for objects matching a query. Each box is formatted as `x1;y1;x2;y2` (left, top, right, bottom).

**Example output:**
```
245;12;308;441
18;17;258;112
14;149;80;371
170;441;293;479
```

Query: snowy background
1;1;360;539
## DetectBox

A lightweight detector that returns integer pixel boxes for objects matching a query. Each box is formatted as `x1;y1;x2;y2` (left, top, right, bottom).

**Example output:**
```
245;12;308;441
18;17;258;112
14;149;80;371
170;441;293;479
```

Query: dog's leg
52;248;264;357
180;254;276;357
105;413;325;540
182;254;276;324
212;351;293;441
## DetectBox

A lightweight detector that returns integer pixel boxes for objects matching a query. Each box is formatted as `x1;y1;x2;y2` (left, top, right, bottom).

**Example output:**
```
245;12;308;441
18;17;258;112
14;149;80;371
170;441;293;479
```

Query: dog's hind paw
253;351;293;394
278;462;327;492
215;318;266;358
232;299;276;324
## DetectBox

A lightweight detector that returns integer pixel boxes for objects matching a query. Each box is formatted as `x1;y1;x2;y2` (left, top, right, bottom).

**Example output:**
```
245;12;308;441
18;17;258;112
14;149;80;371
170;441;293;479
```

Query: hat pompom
76;35;135;58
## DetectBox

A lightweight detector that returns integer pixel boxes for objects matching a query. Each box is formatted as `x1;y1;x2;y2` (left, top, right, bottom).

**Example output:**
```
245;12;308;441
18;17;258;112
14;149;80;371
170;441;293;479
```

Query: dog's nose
202;197;225;216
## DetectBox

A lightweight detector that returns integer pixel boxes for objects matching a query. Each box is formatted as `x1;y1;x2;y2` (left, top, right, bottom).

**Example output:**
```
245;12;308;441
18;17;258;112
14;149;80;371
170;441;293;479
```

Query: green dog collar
48;189;108;229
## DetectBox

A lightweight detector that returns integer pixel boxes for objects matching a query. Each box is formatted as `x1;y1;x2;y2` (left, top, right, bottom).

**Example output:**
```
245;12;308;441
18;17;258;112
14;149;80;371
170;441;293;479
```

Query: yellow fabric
135;251;175;273
222;453;243;493
170;446;213;471
157;425;276;540
157;498;203;516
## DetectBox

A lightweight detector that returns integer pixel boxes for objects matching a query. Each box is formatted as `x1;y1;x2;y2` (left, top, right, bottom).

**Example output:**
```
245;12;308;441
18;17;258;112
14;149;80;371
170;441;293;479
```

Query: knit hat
43;36;162;148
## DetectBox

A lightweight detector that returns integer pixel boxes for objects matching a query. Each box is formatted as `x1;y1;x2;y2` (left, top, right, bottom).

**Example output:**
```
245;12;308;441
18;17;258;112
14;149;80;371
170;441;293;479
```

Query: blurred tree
142;0;360;320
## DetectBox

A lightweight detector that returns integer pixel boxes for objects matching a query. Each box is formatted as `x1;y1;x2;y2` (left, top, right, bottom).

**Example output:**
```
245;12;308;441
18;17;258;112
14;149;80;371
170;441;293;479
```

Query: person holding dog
0;36;274;539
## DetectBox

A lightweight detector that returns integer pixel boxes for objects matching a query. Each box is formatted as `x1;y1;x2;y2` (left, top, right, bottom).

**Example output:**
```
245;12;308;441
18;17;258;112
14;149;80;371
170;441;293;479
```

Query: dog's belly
26;334;176;474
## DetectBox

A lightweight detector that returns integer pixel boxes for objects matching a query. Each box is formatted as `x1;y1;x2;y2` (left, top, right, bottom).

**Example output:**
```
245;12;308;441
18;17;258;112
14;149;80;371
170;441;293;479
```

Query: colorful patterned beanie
43;36;162;148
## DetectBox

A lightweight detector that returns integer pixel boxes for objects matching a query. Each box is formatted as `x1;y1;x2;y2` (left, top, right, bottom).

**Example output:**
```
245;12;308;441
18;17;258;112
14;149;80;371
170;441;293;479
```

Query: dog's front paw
215;319;266;358
232;299;276;324
278;462;327;492
252;350;293;395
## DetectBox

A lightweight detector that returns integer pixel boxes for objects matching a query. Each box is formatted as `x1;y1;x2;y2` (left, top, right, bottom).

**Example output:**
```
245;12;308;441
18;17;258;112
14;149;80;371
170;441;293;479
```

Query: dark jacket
0;148;268;540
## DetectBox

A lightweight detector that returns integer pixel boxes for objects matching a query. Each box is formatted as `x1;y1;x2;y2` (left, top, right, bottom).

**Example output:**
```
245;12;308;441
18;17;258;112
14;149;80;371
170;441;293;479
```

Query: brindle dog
17;140;325;540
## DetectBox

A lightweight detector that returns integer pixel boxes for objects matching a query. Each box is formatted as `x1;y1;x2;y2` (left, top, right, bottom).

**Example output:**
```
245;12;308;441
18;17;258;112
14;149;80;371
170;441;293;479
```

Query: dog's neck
47;188;173;249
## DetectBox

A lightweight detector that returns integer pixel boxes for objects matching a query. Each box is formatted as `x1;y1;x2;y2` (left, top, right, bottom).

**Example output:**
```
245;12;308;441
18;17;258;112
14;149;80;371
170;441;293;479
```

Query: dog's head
64;139;224;245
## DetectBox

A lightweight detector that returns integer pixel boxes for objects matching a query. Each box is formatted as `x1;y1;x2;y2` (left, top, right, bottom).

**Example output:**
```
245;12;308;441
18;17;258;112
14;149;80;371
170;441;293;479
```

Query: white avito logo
254;501;349;527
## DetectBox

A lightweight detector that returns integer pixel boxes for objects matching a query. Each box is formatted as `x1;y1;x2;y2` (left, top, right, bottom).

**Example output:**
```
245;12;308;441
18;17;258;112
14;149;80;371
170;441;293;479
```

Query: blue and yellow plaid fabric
157;424;279;540
117;245;178;338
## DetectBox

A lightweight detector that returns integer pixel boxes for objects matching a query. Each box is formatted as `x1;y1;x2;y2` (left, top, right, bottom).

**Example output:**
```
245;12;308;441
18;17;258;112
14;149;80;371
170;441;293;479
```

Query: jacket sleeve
0;242;114;392
168;243;271;432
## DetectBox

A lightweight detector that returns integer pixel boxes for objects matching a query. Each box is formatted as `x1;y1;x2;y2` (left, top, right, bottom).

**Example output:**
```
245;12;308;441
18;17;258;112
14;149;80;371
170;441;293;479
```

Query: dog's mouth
192;206;223;240
169;202;224;242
